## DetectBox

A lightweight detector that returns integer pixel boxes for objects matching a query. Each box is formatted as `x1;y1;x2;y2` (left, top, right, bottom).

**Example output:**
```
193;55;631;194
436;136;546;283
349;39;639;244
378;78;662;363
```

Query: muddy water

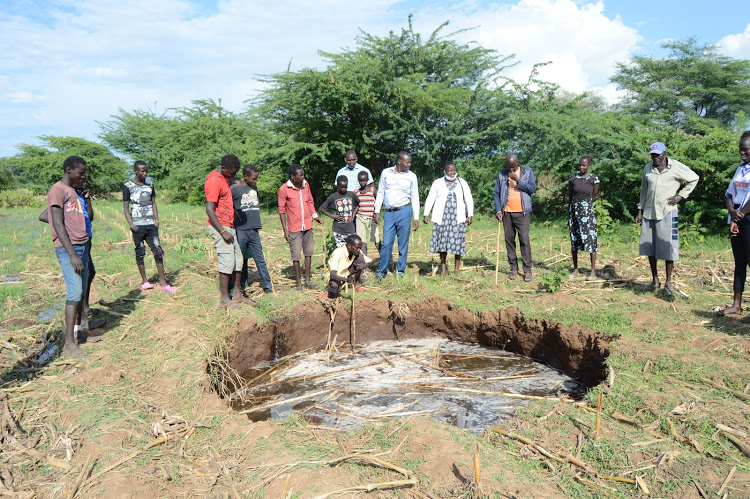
231;338;582;431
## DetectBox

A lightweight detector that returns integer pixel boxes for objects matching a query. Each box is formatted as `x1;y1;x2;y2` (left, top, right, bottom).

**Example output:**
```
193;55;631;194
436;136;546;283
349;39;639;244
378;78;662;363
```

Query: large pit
221;297;612;429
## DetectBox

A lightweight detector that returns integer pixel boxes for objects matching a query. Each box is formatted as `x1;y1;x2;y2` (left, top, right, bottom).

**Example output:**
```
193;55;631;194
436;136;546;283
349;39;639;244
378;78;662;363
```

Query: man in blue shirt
373;151;420;280
336;150;373;192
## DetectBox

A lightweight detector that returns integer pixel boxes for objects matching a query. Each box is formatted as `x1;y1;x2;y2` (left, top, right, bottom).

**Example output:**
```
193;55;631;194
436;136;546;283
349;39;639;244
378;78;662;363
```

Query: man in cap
635;142;699;294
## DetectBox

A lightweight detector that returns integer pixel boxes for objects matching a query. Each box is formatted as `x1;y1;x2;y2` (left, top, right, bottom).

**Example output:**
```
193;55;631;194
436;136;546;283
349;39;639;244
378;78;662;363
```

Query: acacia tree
257;17;514;198
611;38;750;130
5;136;128;194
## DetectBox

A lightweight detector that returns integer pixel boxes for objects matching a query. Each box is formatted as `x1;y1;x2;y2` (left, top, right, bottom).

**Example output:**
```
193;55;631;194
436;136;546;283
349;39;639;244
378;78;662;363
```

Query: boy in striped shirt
354;171;380;255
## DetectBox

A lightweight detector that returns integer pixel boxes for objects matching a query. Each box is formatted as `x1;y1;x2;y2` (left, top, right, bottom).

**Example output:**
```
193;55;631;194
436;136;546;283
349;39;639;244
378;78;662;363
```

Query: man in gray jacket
493;154;537;281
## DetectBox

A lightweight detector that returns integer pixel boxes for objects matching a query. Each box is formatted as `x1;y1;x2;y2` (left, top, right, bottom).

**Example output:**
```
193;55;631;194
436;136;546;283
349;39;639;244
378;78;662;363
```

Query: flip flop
157;284;178;293
140;282;154;290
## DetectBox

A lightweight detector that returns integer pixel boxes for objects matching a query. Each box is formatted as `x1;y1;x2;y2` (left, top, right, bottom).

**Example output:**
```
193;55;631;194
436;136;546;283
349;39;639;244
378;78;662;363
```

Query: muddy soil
227;297;612;389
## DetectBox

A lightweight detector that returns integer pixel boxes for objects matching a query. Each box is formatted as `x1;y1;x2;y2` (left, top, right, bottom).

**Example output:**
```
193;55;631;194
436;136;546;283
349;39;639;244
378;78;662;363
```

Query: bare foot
232;295;253;304
568;269;579;280
718;304;742;316
63;342;85;358
586;272;597;281
220;298;240;308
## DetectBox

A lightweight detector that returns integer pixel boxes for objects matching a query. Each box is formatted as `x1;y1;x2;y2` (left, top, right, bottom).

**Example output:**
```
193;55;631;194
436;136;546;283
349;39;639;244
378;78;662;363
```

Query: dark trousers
503;212;532;274
236;229;273;292
133;224;163;265
732;216;750;292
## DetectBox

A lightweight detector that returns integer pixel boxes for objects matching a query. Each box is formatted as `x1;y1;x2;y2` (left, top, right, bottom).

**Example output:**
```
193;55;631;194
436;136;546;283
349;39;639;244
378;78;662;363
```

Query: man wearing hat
635;142;699;294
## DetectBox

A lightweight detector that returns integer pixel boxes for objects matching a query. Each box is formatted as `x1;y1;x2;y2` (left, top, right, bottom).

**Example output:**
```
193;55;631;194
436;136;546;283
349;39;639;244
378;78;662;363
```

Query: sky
1;0;748;158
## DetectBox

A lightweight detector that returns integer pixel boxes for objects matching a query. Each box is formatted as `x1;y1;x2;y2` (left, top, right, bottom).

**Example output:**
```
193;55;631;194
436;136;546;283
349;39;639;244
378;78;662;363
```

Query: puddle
37;304;63;323
1;276;21;283
231;338;582;431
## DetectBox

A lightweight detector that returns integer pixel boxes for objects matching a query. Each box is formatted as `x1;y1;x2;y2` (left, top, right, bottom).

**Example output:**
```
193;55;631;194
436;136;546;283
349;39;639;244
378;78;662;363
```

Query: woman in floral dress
568;155;599;280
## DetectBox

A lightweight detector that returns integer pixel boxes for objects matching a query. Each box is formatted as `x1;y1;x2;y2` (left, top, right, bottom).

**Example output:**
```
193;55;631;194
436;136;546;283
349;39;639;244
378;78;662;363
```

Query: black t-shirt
231;183;262;230
321;192;358;234
569;174;599;200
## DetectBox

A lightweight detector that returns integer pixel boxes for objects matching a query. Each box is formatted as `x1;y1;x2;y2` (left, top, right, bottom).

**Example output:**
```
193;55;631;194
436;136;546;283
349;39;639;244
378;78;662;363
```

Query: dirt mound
227;297;611;388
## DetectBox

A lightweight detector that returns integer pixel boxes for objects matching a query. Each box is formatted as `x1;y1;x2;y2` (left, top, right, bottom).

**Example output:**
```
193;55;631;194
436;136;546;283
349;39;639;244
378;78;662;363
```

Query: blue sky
1;0;748;158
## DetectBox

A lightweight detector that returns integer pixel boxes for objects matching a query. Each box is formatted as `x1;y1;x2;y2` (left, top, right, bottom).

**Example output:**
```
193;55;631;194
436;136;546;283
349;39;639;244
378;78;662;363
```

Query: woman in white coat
422;162;474;276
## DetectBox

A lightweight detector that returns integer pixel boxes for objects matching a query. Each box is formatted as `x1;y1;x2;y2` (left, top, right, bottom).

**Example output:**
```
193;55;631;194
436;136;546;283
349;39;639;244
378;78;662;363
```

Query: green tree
4;136;128;194
257;17;514;199
99;99;278;203
611;38;750;130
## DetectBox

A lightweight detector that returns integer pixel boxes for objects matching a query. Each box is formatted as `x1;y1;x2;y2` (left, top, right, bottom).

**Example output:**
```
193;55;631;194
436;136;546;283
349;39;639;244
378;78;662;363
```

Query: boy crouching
321;234;373;299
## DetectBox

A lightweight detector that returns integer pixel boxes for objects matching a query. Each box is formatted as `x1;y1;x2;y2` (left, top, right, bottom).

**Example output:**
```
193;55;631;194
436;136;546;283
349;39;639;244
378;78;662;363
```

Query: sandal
157;284;178;293
140;282;154;290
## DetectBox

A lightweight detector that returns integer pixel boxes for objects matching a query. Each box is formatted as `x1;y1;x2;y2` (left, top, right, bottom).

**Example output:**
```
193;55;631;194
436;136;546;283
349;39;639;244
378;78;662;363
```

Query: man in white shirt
336;150;374;192
373;151;419;279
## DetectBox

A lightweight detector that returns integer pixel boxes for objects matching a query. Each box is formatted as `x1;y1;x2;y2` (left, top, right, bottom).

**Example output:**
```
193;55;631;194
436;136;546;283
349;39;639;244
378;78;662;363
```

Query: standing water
231;338;583;431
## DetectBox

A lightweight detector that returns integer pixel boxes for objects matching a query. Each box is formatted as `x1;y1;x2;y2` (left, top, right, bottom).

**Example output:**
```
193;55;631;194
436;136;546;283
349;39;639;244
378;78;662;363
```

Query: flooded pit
222;297;612;430
231;338;582;430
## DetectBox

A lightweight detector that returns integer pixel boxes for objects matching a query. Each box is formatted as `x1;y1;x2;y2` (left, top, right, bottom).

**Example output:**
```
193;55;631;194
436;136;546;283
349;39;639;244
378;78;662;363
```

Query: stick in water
495;220;502;284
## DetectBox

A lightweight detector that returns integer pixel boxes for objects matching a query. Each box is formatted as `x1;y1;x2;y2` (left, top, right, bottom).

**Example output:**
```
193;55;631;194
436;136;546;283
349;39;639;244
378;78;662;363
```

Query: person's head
336;175;348;194
505;154;519;170
63;156;87;189
396;151;412;172
357;171;369;189
740;131;750;164
243;164;259;187
344;233;363;256
133;160;148;182
345;150;358;169
288;164;305;187
649;142;666;165
443;161;457;179
578;155;592;175
220;154;241;178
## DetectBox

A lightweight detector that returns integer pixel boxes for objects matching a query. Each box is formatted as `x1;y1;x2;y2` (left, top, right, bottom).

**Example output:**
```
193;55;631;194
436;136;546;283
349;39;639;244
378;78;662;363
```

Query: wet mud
226;297;612;389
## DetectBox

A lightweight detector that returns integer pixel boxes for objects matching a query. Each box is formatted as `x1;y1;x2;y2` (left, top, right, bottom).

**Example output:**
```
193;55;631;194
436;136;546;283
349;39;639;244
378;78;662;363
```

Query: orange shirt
205;169;234;227
504;173;523;212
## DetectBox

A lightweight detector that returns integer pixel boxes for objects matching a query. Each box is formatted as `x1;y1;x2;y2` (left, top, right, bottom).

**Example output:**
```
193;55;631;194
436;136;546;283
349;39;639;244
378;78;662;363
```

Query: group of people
48;133;750;357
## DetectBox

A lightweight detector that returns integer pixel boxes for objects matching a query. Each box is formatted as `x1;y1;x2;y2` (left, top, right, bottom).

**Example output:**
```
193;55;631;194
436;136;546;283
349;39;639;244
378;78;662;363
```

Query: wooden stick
314;478;417;498
495;221;502;284
717;466;736;496
723;432;750;458
66;456;92;499
321;223;328;271
716;424;749;440
595;392;603;440
238;389;332;414
702;378;750;401
473;442;481;486
350;280;356;358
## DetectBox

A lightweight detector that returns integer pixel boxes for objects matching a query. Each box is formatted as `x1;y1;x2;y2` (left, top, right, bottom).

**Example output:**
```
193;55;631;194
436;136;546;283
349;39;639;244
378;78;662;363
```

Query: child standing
354;171;380;255
122;161;176;293
319;176;359;248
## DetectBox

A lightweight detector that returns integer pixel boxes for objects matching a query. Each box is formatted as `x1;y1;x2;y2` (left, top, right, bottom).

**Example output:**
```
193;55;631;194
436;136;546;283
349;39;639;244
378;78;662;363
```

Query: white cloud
717;23;750;58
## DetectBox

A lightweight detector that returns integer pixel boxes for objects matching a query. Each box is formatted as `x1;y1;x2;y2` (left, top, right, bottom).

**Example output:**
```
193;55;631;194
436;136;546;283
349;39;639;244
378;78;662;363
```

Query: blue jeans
55;244;90;305
236;229;273;292
376;205;412;277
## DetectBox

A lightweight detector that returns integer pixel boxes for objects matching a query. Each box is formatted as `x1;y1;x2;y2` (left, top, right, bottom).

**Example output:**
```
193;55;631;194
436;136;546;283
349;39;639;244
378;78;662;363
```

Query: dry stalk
717;466;736;496
702;378;750;402
595;392;603;440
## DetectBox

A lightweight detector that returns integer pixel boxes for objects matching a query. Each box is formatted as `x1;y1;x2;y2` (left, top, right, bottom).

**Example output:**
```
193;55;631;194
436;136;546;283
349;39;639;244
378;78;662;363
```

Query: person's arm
591;181;599;203
493;173;503;221
50;205;84;274
151;186;159;227
122;184;139;232
39;209;49;224
81;187;93;221
636;167;647;224
567;178;574;205
206;201;233;243
278;187;290;241
350;194;359;219
373;171;386;225
319;197;341;221
423;181;437;224
673;163;700;201
306;186;323;225
410;174;419;231
463;179;474;225
329;269;348;283
517;168;536;194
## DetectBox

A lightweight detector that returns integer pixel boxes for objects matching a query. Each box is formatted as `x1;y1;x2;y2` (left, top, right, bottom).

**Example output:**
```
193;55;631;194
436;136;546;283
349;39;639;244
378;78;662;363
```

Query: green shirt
637;158;699;221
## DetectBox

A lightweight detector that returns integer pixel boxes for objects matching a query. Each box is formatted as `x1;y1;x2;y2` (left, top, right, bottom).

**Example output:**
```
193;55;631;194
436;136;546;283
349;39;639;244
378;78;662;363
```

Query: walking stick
350;280;356;358
495;220;502;285
321;223;328;271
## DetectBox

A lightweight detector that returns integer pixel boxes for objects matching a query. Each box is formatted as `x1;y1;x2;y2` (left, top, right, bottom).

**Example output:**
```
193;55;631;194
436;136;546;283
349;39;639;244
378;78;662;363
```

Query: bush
0;188;44;208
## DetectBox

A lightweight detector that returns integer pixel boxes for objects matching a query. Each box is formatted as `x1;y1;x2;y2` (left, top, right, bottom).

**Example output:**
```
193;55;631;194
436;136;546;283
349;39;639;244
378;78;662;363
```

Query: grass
0;200;749;497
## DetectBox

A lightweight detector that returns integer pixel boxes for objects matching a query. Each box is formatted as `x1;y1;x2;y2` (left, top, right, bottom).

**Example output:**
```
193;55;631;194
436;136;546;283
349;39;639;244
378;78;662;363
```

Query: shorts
355;215;380;245
207;225;243;274
55;243;90;305
639;211;679;261
289;229;314;261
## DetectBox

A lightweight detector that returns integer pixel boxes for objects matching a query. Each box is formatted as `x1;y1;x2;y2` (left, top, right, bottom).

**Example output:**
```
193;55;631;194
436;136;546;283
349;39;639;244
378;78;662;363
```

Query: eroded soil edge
227;297;612;389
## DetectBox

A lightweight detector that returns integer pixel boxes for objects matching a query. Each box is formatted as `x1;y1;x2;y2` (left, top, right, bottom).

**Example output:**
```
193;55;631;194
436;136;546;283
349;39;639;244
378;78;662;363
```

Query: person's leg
645;256;660;290
230;229;251;303
515;213;532;277
570;250;579;276
725;220;750;314
377;211;396;277
454;254;461;275
208;225;237;306
439;252;447;276
247;229;273;292
302;229;317;288
143;226;170;289
503;213;518;275
83;241;95;316
236;229;252;291
325;277;341;297
394;207;412;275
219;272;234;305
304;256;313;286
133;229;150;286
292;261;302;289
588;252;597;280
664;260;674;291
55;246;86;357
288;231;303;289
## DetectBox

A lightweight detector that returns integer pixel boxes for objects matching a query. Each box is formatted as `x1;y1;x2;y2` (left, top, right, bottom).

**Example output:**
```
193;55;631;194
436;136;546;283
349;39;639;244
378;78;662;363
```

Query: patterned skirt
569;198;598;253
430;193;467;255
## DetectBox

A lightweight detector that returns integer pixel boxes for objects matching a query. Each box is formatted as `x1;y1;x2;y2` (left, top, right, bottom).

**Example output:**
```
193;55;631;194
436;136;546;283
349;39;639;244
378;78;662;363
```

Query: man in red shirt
278;164;323;290
205;154;252;307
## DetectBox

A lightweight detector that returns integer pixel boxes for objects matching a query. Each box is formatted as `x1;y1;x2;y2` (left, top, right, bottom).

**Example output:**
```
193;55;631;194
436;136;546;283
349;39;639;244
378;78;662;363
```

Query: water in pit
230;338;583;431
